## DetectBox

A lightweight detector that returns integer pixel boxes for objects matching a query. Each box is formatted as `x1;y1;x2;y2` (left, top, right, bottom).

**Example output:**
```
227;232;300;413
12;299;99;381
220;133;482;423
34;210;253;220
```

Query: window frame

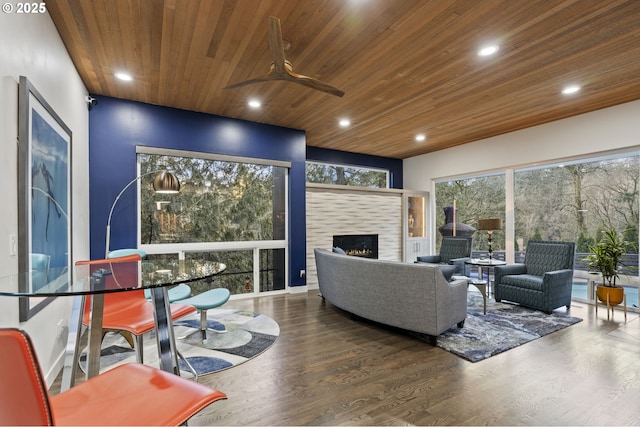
305;160;390;188
135;147;290;294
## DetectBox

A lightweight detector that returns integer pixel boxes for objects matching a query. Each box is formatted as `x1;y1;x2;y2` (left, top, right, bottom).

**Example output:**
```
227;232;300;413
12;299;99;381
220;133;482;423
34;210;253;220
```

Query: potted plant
584;229;630;305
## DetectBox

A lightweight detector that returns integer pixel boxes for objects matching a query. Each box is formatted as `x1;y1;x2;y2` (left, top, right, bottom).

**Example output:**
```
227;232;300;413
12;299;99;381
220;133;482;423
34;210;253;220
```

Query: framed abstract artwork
17;76;72;321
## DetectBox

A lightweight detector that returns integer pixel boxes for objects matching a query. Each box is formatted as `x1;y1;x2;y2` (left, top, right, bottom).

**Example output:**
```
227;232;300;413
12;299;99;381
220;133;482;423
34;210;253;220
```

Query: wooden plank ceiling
46;0;640;159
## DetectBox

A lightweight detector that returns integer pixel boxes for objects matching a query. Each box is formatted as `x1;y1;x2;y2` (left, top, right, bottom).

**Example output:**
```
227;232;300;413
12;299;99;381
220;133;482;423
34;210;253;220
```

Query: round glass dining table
0;258;226;391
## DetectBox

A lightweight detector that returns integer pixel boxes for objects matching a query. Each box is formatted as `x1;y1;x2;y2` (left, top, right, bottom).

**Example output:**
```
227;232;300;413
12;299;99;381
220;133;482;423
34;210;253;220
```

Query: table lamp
105;170;180;257
477;218;502;260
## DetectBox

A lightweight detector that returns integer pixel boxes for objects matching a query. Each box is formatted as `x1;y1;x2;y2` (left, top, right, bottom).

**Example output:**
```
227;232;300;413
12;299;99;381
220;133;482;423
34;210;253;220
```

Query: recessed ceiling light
562;85;581;95
114;72;133;81
478;45;500;57
339;118;351;128
248;99;261;108
415;134;426;142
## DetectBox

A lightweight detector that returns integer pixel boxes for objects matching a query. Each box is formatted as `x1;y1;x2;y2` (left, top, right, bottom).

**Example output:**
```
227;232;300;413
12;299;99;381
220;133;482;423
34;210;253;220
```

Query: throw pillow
332;246;347;255
437;264;457;281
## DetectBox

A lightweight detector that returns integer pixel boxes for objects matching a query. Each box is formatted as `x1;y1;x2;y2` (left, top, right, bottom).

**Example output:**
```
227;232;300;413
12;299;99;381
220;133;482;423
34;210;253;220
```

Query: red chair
76;256;196;368
0;328;226;426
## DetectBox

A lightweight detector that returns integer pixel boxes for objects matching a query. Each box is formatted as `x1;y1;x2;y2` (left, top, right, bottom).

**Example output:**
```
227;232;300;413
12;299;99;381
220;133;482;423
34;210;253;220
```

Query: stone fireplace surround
306;184;405;289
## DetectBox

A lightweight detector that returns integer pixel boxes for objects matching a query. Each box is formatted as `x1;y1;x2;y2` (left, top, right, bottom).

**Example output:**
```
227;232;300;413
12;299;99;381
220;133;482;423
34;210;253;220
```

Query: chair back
439;237;472;263
107;248;147;259
75;254;142;290
524;241;576;276
76;255;146;321
0;328;54;425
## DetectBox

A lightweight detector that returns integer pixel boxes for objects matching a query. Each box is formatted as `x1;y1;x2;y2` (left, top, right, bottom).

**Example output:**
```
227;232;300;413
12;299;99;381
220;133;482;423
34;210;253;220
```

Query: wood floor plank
50;291;640;425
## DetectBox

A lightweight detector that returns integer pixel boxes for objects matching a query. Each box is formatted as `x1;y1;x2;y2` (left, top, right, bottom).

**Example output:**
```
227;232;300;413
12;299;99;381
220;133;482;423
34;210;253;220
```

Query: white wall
404;100;640;263
404;100;640;190
0;9;89;384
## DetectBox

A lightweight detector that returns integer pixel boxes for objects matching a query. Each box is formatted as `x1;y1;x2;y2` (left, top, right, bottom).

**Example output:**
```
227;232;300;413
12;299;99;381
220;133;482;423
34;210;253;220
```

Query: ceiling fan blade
225;16;345;97
223;74;278;90
286;70;345;97
269;16;286;73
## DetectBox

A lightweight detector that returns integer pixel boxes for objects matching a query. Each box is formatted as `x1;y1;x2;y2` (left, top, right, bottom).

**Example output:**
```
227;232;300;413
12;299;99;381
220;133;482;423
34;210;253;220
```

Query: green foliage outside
306;162;388;188
435;174;505;252
435;156;640;257
139;154;286;294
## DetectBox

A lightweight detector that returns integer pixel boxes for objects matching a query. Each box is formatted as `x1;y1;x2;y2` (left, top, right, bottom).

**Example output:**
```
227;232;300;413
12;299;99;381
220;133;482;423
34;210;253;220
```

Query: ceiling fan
224;16;345;97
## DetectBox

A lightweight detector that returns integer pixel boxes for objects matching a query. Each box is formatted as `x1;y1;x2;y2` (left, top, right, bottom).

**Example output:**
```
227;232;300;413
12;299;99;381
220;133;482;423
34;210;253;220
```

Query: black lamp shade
152;171;181;193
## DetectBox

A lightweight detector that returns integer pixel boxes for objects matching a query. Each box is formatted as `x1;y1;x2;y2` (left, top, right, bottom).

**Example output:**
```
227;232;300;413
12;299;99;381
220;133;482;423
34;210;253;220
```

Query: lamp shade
477;218;502;231
153;171;181;194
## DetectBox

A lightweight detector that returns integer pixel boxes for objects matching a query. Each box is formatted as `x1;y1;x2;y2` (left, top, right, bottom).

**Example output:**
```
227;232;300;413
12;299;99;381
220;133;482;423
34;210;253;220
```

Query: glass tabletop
465;258;506;266
0;259;226;297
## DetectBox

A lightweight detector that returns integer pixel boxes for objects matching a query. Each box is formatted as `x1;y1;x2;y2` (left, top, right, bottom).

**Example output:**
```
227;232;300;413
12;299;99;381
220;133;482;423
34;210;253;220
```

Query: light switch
9;234;16;256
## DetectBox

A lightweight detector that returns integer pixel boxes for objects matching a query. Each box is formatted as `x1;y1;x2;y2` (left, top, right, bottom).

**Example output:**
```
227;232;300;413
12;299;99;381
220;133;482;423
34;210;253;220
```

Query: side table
465;258;506;296
470;279;488;314
453;275;487;315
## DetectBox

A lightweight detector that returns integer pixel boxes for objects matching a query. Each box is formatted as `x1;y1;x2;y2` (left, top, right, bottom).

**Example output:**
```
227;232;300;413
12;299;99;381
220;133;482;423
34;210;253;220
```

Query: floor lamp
105;170;180;257
476;218;502;260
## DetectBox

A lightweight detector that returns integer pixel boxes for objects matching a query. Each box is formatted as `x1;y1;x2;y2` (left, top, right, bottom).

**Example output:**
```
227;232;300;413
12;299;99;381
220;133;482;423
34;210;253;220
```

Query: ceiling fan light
152;171;181;194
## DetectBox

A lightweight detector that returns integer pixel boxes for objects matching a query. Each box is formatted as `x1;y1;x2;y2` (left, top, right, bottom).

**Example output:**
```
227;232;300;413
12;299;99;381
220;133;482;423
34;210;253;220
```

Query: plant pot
596;285;625;305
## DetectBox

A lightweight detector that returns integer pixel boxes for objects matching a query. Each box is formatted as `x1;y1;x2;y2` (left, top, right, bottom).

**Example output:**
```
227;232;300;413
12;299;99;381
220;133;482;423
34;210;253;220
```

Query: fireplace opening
333;234;379;259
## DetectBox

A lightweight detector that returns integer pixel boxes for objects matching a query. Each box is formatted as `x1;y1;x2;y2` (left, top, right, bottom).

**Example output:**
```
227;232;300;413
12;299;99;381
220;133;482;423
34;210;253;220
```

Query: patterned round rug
82;309;279;377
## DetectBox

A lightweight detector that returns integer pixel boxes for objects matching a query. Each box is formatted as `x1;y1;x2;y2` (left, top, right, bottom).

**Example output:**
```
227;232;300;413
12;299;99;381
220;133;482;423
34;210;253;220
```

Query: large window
515;154;639;303
515;155;639;253
138;149;288;295
306;161;388;188
139;154;286;244
434;151;640;309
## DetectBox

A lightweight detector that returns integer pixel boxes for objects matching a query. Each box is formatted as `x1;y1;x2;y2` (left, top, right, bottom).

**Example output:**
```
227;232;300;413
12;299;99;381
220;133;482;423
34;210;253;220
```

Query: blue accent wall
306;146;403;189
89;97;404;288
89;96;307;286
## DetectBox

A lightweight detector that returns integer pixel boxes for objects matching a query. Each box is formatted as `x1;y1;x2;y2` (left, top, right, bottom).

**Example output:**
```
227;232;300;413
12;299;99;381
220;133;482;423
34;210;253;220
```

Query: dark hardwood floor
52;291;640;426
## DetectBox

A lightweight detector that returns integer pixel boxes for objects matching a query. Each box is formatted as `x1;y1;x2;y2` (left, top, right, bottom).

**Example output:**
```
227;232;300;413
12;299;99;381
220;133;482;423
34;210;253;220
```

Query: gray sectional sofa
314;248;468;344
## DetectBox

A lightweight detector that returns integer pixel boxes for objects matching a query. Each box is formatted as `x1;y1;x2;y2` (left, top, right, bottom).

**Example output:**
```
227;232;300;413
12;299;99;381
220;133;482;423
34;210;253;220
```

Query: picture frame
18;76;73;321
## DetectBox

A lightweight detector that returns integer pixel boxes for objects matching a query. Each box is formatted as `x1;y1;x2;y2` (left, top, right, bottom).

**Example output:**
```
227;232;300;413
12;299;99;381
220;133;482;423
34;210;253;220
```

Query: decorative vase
596;285;624;305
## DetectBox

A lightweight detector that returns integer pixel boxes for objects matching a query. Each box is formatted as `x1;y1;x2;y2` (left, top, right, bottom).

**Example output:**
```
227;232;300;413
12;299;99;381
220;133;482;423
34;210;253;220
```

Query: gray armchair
417;236;473;275
494;241;575;313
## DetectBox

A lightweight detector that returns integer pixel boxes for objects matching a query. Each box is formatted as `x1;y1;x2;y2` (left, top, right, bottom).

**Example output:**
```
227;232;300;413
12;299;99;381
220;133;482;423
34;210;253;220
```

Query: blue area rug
84;309;279;377
435;293;582;362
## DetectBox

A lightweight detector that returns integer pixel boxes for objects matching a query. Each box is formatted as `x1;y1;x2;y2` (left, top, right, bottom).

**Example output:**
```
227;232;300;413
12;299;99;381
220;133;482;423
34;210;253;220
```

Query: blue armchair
417;236;473;275
494;241;575;313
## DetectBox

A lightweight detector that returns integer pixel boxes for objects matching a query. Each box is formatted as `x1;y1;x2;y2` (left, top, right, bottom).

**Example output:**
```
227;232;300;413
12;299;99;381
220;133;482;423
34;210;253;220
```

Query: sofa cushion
332;246;347;255
501;274;544;291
